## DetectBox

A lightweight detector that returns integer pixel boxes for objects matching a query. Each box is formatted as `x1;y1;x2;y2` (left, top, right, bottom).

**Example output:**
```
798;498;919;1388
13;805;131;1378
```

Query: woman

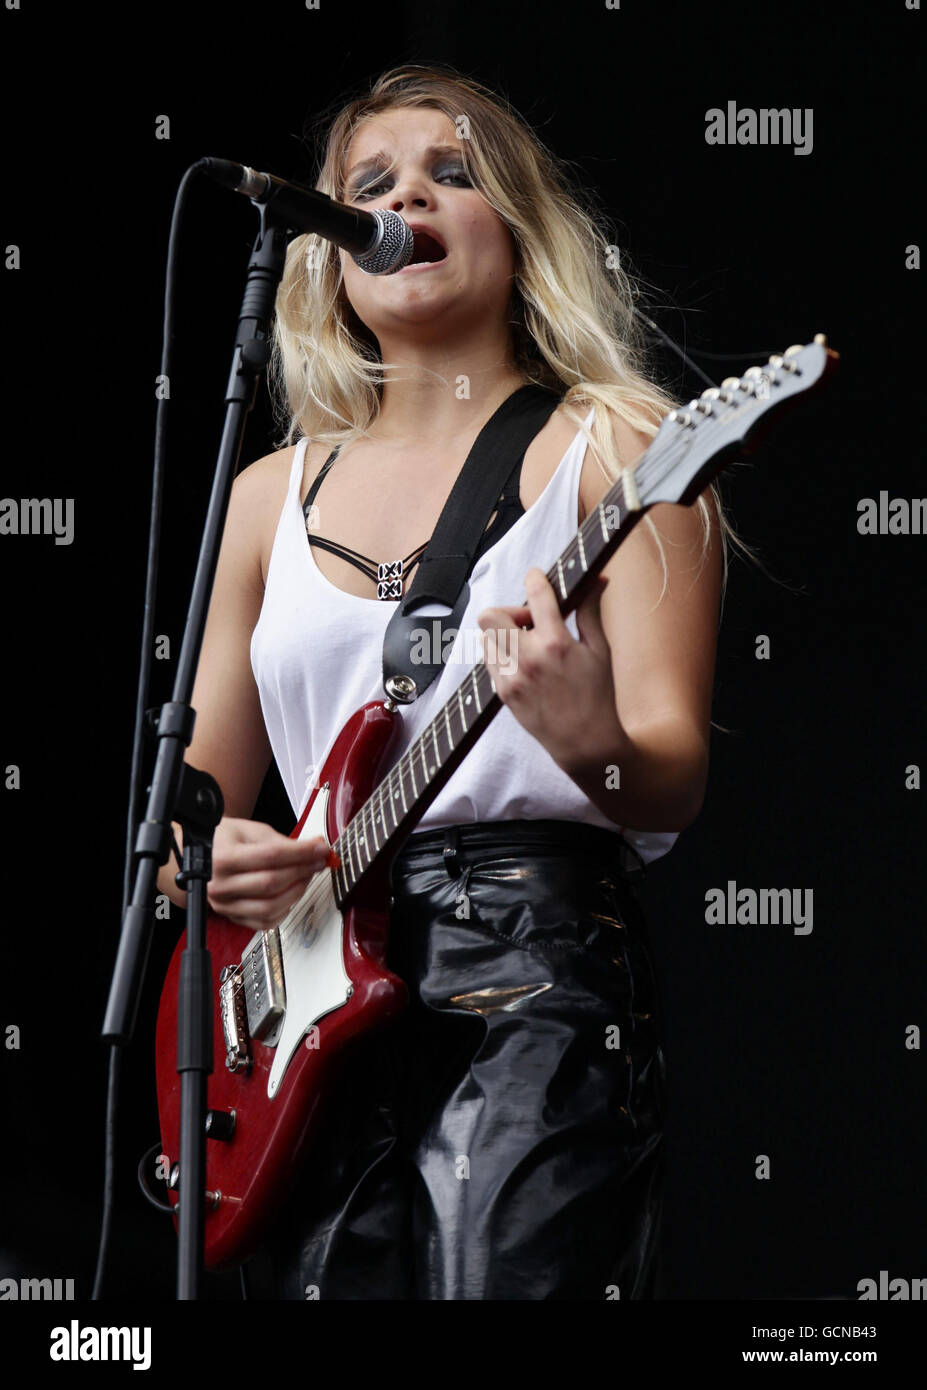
158;63;733;1299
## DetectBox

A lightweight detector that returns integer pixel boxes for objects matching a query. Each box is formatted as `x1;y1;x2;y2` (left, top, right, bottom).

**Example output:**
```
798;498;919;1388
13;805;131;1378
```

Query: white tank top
250;413;679;866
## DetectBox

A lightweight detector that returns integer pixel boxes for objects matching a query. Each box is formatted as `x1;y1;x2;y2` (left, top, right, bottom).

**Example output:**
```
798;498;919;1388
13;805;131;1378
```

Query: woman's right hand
206;816;336;931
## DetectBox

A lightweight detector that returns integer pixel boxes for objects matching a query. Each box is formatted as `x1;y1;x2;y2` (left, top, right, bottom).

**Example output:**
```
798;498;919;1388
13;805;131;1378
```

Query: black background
1;0;924;1329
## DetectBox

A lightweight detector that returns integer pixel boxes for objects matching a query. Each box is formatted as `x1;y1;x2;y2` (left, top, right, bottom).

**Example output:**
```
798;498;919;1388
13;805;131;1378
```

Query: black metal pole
101;200;290;1299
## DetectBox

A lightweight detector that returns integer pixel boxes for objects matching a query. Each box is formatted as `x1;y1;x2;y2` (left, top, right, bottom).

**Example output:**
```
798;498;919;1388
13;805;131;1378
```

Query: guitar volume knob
205;1109;236;1142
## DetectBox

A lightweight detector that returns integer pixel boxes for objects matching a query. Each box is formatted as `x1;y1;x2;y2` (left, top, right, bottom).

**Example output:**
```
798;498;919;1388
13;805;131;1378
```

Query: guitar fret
375;792;385;851
360;800;374;864
384;774;398;829
320;342;831;909
622;465;641;512
343;825;358;884
338;831;351;889
354;808;366;871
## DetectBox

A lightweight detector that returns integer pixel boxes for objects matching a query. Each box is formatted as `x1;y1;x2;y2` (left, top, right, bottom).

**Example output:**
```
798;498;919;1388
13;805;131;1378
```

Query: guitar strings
241;378;781;969
330;404;727;885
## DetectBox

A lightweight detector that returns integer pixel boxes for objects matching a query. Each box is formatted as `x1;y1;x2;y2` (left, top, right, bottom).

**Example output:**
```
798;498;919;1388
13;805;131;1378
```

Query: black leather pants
241;819;666;1300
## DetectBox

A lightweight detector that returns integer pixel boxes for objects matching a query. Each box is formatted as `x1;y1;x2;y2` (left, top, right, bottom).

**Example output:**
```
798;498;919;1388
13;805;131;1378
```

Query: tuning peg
667;409;694;427
785;344;803;356
697;383;736;405
721;376;741;390
814;333;828;346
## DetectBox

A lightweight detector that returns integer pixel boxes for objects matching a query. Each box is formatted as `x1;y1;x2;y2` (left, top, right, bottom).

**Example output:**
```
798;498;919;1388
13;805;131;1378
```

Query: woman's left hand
476;567;631;775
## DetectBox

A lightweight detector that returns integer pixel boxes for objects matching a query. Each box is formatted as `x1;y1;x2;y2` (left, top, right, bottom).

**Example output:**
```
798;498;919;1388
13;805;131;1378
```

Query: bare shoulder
580;402;722;581
232;442;304;586
577;406;655;522
520;401;594;516
522;400;661;524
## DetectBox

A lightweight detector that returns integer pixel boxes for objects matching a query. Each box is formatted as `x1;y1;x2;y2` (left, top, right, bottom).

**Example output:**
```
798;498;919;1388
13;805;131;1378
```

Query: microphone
201;157;415;275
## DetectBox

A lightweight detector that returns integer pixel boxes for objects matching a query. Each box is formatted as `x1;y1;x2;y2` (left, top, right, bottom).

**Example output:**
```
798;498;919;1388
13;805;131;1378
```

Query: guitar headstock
640;335;839;507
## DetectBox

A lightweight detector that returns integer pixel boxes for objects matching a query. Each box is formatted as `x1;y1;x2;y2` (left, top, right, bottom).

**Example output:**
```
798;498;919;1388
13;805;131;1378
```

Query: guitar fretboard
330;485;641;902
326;341;831;903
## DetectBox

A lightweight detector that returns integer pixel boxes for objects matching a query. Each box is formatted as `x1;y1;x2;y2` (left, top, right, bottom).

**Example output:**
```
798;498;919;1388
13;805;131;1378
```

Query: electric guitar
155;337;838;1268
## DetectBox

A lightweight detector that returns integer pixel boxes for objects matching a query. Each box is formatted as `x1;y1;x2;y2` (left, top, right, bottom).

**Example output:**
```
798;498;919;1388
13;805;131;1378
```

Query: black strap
382;384;561;703
374;454;525;596
303;449;338;511
305;534;428;589
303;444;526;594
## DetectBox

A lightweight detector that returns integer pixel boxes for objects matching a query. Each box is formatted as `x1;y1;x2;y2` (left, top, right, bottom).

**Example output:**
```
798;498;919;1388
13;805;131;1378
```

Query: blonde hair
270;62;757;608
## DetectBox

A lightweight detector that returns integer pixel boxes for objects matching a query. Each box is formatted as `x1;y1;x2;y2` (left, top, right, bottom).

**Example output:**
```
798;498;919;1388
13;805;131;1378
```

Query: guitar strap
381;384;561;704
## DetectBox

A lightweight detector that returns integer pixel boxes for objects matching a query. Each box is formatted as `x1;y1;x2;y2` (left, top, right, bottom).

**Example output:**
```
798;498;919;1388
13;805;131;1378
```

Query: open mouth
407;229;448;265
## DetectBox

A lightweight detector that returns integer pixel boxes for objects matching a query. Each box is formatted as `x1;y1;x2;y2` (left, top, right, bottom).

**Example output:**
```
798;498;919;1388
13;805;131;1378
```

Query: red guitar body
155;701;407;1270
153;337;837;1272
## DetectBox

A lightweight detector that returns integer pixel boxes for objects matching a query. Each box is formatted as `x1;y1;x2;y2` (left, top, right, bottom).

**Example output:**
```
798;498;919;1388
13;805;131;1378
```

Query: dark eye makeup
349;164;472;202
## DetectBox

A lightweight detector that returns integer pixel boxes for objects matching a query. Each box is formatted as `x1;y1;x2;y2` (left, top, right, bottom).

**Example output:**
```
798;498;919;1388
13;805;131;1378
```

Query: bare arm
156;453;331;926
570;414;722;829
477;410;722;832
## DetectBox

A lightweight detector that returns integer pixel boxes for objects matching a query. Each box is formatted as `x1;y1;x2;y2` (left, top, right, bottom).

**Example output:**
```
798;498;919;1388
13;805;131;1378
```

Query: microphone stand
102;200;289;1299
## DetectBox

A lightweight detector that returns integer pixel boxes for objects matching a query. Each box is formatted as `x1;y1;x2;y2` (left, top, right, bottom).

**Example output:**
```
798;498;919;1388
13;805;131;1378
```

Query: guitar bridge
219;965;251;1074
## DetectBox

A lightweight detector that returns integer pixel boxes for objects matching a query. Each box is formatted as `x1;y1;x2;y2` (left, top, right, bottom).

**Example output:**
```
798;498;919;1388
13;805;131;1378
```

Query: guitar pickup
242;927;286;1042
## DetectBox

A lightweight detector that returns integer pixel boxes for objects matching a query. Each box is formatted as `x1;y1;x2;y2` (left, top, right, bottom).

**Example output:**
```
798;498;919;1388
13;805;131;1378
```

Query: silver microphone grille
352;210;415;275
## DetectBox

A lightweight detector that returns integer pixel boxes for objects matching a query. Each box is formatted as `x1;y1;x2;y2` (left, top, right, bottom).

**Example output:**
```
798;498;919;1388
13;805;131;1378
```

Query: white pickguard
249;786;352;1100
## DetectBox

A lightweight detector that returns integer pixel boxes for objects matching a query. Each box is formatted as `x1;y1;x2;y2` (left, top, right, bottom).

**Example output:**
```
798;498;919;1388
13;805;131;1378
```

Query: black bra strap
305;537;429;586
302;446;340;512
301;426;529;591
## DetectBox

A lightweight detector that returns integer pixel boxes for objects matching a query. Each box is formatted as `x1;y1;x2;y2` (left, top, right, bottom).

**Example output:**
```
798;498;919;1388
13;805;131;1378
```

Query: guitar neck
330;479;650;902
330;338;838;904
